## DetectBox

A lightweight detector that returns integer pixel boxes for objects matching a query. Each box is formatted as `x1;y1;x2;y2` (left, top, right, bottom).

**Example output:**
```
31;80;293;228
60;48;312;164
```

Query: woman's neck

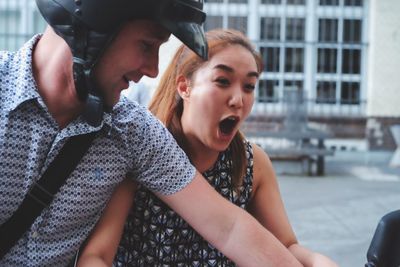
184;135;220;173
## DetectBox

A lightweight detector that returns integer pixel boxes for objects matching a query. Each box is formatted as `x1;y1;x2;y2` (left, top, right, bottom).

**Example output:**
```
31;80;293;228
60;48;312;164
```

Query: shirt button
31;231;39;238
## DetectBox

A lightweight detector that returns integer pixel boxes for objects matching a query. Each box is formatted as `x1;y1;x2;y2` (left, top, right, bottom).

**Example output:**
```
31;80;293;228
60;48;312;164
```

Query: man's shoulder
113;96;153;123
111;96;166;136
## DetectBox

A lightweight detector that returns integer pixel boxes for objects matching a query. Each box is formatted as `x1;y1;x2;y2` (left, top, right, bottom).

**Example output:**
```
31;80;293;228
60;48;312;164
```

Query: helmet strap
71;18;105;127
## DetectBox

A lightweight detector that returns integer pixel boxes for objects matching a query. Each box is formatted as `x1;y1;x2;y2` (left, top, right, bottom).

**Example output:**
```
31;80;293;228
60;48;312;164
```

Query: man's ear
176;75;190;100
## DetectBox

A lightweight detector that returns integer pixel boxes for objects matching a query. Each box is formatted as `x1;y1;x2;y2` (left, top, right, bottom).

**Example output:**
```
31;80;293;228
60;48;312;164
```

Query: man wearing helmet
0;0;303;266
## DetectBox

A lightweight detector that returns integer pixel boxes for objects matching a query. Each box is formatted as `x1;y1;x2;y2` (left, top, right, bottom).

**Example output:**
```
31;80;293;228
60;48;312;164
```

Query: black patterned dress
114;141;254;266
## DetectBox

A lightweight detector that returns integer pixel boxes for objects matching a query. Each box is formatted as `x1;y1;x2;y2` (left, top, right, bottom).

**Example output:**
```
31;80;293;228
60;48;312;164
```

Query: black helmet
35;0;208;126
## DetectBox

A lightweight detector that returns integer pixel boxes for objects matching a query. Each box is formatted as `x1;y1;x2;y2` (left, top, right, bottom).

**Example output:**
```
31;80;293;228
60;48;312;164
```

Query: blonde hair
149;29;263;190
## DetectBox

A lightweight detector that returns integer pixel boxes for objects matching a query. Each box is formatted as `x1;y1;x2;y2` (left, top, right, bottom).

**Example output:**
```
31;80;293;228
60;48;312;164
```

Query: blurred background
1;0;399;266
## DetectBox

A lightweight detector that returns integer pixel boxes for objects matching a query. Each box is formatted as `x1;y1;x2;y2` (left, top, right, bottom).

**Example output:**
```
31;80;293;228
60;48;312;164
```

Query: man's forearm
221;208;303;267
159;173;303;267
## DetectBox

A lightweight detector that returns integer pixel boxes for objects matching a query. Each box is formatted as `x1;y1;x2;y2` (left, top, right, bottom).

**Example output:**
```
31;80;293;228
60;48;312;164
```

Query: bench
247;128;334;176
263;144;334;176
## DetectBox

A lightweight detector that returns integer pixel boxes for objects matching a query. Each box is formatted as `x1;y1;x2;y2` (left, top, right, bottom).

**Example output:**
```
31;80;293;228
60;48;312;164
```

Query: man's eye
141;41;152;52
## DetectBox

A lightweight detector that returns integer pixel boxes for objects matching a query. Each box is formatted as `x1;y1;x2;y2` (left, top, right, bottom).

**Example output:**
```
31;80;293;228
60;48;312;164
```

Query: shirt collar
6;34;42;113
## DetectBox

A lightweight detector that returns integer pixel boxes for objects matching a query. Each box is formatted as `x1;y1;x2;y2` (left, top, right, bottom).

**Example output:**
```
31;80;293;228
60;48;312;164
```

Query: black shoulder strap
0;132;97;259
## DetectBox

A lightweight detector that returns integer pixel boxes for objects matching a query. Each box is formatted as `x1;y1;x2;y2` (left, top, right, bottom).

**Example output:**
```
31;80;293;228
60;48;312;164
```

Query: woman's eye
246;84;256;90
215;78;230;86
245;84;256;91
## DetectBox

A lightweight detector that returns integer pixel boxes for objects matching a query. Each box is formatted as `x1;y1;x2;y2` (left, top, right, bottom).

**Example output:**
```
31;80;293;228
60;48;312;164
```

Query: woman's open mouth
219;116;239;136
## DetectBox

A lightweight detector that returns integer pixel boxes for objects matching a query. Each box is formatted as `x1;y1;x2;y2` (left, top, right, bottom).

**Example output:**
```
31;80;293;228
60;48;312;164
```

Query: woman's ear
176;75;190;100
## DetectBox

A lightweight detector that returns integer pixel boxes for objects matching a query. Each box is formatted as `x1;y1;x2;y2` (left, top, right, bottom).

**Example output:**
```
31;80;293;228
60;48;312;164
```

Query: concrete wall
366;0;400;150
367;0;400;117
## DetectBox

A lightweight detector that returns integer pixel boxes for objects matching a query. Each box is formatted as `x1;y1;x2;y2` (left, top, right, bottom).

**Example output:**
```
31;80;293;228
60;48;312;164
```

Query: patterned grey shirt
0;35;196;266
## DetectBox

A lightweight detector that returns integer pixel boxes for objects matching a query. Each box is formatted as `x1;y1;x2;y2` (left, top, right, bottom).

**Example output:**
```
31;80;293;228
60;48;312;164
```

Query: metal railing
251;97;367;119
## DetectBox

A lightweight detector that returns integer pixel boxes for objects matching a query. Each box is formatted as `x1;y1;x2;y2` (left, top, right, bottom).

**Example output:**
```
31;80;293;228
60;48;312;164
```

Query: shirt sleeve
129;108;196;195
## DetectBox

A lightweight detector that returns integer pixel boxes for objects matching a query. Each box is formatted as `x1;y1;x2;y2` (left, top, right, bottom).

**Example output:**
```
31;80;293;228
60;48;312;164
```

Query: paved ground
274;151;400;267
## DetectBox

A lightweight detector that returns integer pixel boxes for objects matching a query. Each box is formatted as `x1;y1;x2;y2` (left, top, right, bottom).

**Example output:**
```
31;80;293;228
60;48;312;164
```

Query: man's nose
141;53;159;78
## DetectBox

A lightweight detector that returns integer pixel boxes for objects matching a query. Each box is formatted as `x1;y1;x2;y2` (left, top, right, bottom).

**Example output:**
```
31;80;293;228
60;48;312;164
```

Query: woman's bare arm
77;179;137;267
248;143;338;267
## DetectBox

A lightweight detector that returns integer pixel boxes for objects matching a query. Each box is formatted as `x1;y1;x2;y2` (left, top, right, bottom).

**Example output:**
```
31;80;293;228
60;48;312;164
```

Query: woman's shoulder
247;141;275;186
246;141;271;163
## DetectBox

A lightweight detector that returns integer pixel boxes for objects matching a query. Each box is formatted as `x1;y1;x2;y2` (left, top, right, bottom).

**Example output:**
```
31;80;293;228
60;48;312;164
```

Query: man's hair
149;29;263;190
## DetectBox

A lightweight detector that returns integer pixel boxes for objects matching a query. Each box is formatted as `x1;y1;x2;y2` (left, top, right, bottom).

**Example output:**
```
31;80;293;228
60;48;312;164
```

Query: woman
78;29;338;267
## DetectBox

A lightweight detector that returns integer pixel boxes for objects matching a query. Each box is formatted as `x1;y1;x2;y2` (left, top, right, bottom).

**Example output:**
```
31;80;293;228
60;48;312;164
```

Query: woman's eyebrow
213;64;259;78
248;71;259;78
213;64;233;73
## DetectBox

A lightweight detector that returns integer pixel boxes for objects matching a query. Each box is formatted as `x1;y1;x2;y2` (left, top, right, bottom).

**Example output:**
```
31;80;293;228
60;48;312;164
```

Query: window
285;47;304;72
317;48;337;73
287;0;305;5
343;19;362;43
260;47;280;72
319;0;339;5
284;80;303;91
33;10;47;33
316;81;336;103
286;18;305;41
344;0;363;6
260;17;280;41
261;0;281;4
258;80;280;102
318;19;338;42
228;0;248;3
204;15;223;31
341;82;360;104
228;16;248;34
205;0;223;3
342;49;361;74
0;10;21;50
0;10;20;34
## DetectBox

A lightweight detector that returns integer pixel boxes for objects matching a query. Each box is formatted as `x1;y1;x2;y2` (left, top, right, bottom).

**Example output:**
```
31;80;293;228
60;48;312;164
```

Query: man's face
92;20;170;107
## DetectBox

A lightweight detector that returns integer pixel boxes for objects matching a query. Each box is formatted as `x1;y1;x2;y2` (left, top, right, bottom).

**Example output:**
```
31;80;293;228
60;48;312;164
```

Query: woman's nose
228;87;244;109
